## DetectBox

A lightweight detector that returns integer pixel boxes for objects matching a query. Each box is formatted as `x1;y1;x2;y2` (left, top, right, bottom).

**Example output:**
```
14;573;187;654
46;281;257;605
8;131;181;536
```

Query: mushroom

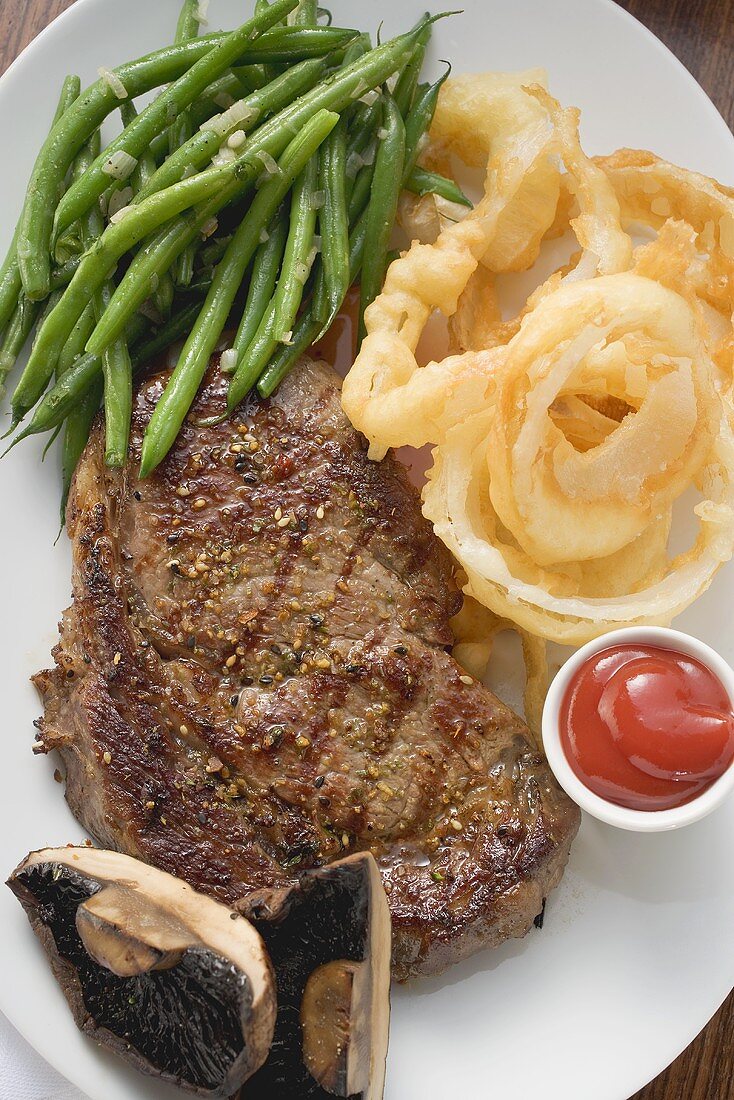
7;847;276;1098
238;851;391;1099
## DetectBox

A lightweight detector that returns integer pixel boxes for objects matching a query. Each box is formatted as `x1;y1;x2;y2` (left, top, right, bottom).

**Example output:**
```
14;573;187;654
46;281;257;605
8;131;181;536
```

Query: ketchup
560;645;734;811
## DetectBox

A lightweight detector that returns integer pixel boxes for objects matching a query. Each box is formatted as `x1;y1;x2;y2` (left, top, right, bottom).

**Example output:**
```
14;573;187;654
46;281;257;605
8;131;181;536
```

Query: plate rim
0;1;732;1098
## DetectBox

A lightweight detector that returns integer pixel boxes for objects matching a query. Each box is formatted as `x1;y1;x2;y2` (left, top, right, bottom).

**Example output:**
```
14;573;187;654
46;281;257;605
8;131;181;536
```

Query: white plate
0;2;732;1099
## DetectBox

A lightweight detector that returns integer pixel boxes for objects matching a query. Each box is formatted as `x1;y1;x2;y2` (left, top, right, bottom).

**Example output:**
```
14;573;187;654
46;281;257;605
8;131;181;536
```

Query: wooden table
1;0;733;1096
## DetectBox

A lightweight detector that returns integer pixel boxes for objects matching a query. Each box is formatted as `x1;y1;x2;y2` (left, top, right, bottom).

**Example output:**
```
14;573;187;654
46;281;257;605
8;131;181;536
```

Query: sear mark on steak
34;356;580;981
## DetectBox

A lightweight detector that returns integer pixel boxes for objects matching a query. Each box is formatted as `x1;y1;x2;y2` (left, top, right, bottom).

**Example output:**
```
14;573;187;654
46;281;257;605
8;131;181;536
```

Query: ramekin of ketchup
542;627;734;831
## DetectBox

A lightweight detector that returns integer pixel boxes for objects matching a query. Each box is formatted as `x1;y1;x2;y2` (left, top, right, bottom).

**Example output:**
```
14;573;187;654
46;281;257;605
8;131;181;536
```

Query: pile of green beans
1;1;471;495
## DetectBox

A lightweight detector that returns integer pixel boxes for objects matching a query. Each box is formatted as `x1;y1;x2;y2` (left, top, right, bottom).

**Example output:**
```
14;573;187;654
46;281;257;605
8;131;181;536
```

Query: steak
34;355;580;980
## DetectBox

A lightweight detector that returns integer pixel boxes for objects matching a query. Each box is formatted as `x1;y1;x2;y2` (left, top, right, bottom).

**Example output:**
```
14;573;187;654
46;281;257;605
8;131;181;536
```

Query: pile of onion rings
342;76;734;715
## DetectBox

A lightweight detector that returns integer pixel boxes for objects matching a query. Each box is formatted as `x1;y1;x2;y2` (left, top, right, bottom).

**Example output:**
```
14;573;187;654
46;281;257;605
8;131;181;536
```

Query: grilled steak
34;356;580;980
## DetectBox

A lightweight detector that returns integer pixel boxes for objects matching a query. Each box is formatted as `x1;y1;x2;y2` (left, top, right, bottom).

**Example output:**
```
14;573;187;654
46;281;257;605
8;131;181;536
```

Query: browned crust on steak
34;356;579;980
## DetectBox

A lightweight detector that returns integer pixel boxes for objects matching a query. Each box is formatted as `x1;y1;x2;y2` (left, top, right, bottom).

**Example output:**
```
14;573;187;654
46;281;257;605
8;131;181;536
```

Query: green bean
393;22;431;116
17;351;102;441
70;128;131;466
50;256;82;292
139;107;338;477
82;180;134;467
85;191;235;360
285;0;318;85
0;230;22;342
226;163;319;404
271;158;319;339
100;334;133;466
18;19;328;303
168;2;201;286
12;173;231;422
347;158;376;223
256;0;283;85
255;310;321;398
129;18;431;213
346;96;381;158
42;423;62;462
0;74;81;333
0;297;41;391
314;116;349;334
227;298;277;404
153;275;176;320
0;288;66;415
88;21;430;346
231;64;270;92
60;377;103;524
15;34;241;302
35;290;65;332
134;55;333;203
294;0;318;26
55;77;84;152
52;2;302;245
12;17;433;417
57;303;96;377
258;199;368;397
403;65;450;179
176;242;196;290
359;95;405;344
8;311;153;449
175;0;201;44
119;101;154;188
120;99;177;316
148;131;171;166
406;166;471;207
209;26;357;61
232;206;288;365
197;233;234;270
54;227;84;265
177;72;249;135
344;78;472;214
175;55;321;292
341;33;370;65
129;298;206;367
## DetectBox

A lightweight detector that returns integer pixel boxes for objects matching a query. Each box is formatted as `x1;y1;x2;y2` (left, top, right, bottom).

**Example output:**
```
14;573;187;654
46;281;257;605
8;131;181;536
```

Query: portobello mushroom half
7;847;276;1097
238;851;391;1100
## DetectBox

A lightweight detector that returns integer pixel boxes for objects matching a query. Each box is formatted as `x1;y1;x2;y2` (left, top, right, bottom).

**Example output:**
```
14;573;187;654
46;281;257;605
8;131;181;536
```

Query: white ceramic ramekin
542;626;734;832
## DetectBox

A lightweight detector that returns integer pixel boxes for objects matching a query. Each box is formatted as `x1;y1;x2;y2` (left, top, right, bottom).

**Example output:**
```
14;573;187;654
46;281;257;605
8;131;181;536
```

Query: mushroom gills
7;848;276;1098
239;851;391;1100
